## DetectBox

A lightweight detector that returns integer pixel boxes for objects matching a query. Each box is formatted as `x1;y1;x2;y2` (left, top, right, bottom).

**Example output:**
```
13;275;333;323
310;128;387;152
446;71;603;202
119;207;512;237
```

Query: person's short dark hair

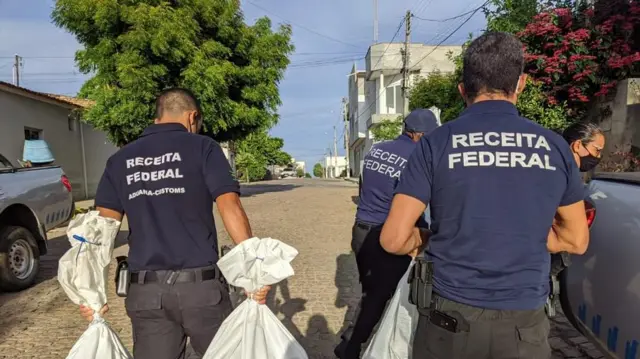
462;32;525;100
562;122;603;145
155;87;202;121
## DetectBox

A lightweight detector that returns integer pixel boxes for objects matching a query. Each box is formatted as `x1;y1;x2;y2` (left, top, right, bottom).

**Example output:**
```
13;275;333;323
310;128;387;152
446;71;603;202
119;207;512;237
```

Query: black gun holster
408;257;434;314
115;256;130;298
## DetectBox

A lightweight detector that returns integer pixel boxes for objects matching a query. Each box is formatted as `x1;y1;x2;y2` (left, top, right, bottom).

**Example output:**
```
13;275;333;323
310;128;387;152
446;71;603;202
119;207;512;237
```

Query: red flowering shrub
518;1;640;119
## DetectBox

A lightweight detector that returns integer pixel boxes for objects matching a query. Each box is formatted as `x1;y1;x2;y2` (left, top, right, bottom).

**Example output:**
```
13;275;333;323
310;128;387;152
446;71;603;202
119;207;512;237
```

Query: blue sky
0;0;486;170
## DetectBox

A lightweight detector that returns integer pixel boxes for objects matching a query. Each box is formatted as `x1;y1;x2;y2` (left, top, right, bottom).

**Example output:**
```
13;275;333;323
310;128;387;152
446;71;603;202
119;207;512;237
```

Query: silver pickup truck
0;153;74;291
560;171;640;359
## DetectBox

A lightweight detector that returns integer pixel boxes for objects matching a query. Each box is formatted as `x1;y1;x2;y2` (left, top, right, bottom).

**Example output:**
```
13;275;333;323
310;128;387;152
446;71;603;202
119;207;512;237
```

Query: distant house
0;81;117;200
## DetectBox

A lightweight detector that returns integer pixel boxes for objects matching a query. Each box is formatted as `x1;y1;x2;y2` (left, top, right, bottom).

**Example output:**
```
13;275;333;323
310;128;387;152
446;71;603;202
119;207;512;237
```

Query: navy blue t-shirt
95;123;239;271
357;134;417;225
395;101;584;310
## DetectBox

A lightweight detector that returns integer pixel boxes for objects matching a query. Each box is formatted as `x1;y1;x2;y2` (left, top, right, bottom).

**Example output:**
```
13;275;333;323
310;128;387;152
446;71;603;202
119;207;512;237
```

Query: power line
412;0;489;22
409;1;488;70
245;1;361;49
351;3;485;125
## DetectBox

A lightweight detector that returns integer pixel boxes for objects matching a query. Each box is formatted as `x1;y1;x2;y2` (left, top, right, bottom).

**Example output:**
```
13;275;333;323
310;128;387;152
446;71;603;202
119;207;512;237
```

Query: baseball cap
403;109;439;134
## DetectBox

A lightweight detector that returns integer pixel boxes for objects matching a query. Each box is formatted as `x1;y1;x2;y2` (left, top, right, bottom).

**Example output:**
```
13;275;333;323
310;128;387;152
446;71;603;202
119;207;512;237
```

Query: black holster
115;256;130;297
408;257;434;313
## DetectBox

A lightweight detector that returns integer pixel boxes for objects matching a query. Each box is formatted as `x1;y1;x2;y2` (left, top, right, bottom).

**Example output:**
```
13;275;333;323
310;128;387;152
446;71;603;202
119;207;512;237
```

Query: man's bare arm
96;206;123;222
547;201;589;255
216;192;252;244
381;194;427;255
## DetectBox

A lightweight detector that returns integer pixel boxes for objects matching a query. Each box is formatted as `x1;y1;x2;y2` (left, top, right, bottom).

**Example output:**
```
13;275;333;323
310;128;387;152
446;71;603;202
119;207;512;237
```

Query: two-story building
346;43;461;178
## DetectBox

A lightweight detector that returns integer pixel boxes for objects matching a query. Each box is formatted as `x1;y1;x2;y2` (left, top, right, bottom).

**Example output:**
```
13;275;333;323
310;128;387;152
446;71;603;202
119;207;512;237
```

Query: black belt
356;221;381;231
130;268;219;285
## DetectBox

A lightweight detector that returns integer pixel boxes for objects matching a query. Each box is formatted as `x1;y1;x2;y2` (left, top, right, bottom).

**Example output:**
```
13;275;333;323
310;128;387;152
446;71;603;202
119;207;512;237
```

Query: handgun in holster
408;257;434;313
115;256;130;298
546;252;571;317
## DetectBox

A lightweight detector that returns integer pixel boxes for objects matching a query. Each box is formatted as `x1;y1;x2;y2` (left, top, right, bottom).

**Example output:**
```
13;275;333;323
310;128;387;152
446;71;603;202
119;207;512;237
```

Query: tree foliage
296;168;304;178
52;0;294;146
518;2;640;119
313;163;324;178
409;71;464;124
407;0;574;131
370;116;403;142
235;130;291;182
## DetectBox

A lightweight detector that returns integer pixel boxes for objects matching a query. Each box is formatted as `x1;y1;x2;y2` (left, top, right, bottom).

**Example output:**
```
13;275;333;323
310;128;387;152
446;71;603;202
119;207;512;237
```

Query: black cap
403;109;439;134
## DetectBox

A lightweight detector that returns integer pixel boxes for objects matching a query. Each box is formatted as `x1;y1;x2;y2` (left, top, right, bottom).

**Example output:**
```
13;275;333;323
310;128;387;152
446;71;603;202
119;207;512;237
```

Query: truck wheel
0;226;41;292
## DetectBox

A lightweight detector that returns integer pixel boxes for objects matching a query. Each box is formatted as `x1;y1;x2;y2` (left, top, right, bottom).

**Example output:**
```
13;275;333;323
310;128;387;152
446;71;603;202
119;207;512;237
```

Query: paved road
0;179;604;358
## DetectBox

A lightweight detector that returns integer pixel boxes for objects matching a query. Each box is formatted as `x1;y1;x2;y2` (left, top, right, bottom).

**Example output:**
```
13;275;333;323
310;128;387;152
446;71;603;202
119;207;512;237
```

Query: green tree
235;130;291;182
304;172;312;178
484;0;539;33
370;116;403;141
409;72;464;124
52;0;294;146
296;168;304;178
313;163;324;178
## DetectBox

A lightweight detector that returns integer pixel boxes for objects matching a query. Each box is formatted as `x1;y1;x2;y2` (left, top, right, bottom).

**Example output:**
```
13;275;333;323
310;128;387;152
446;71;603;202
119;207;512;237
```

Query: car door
565;174;640;358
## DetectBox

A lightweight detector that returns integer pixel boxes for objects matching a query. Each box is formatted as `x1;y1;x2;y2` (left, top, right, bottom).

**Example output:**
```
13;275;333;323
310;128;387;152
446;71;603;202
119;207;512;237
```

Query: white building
324;155;347;178
0;81;118;200
295;161;306;174
346;43;461;178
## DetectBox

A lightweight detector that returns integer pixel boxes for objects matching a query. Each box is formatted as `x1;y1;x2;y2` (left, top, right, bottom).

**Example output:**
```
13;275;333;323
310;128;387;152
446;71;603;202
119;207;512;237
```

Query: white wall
81;122;119;197
0;90;117;200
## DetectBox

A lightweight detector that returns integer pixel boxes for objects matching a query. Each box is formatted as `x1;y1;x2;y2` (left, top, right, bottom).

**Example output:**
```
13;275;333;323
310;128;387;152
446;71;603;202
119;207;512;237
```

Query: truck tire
0;226;41;292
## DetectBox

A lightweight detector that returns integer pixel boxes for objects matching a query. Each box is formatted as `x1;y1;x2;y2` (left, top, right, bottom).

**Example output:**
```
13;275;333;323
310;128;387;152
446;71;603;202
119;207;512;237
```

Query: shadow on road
351;196;359;206
334;252;361;345
240;183;300;198
265;279;336;357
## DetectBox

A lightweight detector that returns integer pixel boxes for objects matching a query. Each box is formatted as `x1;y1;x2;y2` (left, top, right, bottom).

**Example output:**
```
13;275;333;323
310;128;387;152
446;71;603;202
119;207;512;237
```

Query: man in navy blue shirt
381;32;589;359
335;109;438;359
79;88;269;359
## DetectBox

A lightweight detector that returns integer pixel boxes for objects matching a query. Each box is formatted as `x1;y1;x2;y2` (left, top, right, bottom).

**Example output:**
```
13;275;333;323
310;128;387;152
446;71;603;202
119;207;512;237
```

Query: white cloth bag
362;261;418;359
57;211;132;359
203;237;308;359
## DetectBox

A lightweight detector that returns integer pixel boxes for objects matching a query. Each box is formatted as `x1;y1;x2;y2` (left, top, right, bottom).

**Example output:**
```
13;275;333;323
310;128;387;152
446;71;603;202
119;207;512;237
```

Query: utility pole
333;125;338;178
342;97;350;179
401;11;411;117
373;0;379;43
12;54;22;87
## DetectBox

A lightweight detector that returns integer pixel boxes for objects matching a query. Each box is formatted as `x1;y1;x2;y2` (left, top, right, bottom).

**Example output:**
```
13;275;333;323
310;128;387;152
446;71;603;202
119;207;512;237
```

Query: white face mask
514;75;522;95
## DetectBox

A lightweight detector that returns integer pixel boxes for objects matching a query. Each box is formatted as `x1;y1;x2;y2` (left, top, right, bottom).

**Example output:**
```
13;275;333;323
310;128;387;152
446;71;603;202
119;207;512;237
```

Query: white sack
203;237;308;359
57;211;132;359
362;261;418;359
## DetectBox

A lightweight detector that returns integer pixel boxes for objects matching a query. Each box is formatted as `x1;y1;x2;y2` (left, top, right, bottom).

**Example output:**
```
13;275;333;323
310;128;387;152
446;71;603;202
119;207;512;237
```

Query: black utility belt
114;255;221;298
355;221;382;231
130;268;219;284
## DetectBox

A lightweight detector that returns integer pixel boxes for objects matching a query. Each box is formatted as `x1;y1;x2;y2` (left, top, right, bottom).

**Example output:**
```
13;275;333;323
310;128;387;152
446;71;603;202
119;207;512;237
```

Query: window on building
385;83;403;114
24;127;42;140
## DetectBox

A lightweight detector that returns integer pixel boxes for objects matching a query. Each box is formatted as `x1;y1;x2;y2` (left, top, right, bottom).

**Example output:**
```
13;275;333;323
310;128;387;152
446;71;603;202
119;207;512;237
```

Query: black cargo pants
336;221;412;358
126;266;233;359
413;294;551;359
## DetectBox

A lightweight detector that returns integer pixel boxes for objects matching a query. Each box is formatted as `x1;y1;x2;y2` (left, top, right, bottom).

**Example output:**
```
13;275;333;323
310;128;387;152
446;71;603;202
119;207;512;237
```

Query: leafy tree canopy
235;130;291;182
370;116;403;142
409;71;464;124
312;163;324;178
52;0;294;146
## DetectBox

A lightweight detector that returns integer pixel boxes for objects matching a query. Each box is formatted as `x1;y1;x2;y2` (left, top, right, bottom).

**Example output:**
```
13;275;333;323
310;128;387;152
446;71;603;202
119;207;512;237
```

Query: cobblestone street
0;179;605;358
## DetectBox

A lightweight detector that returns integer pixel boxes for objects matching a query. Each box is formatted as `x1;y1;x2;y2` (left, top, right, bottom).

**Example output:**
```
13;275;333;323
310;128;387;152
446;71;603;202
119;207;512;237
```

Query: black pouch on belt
408;257;434;311
115;256;130;297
